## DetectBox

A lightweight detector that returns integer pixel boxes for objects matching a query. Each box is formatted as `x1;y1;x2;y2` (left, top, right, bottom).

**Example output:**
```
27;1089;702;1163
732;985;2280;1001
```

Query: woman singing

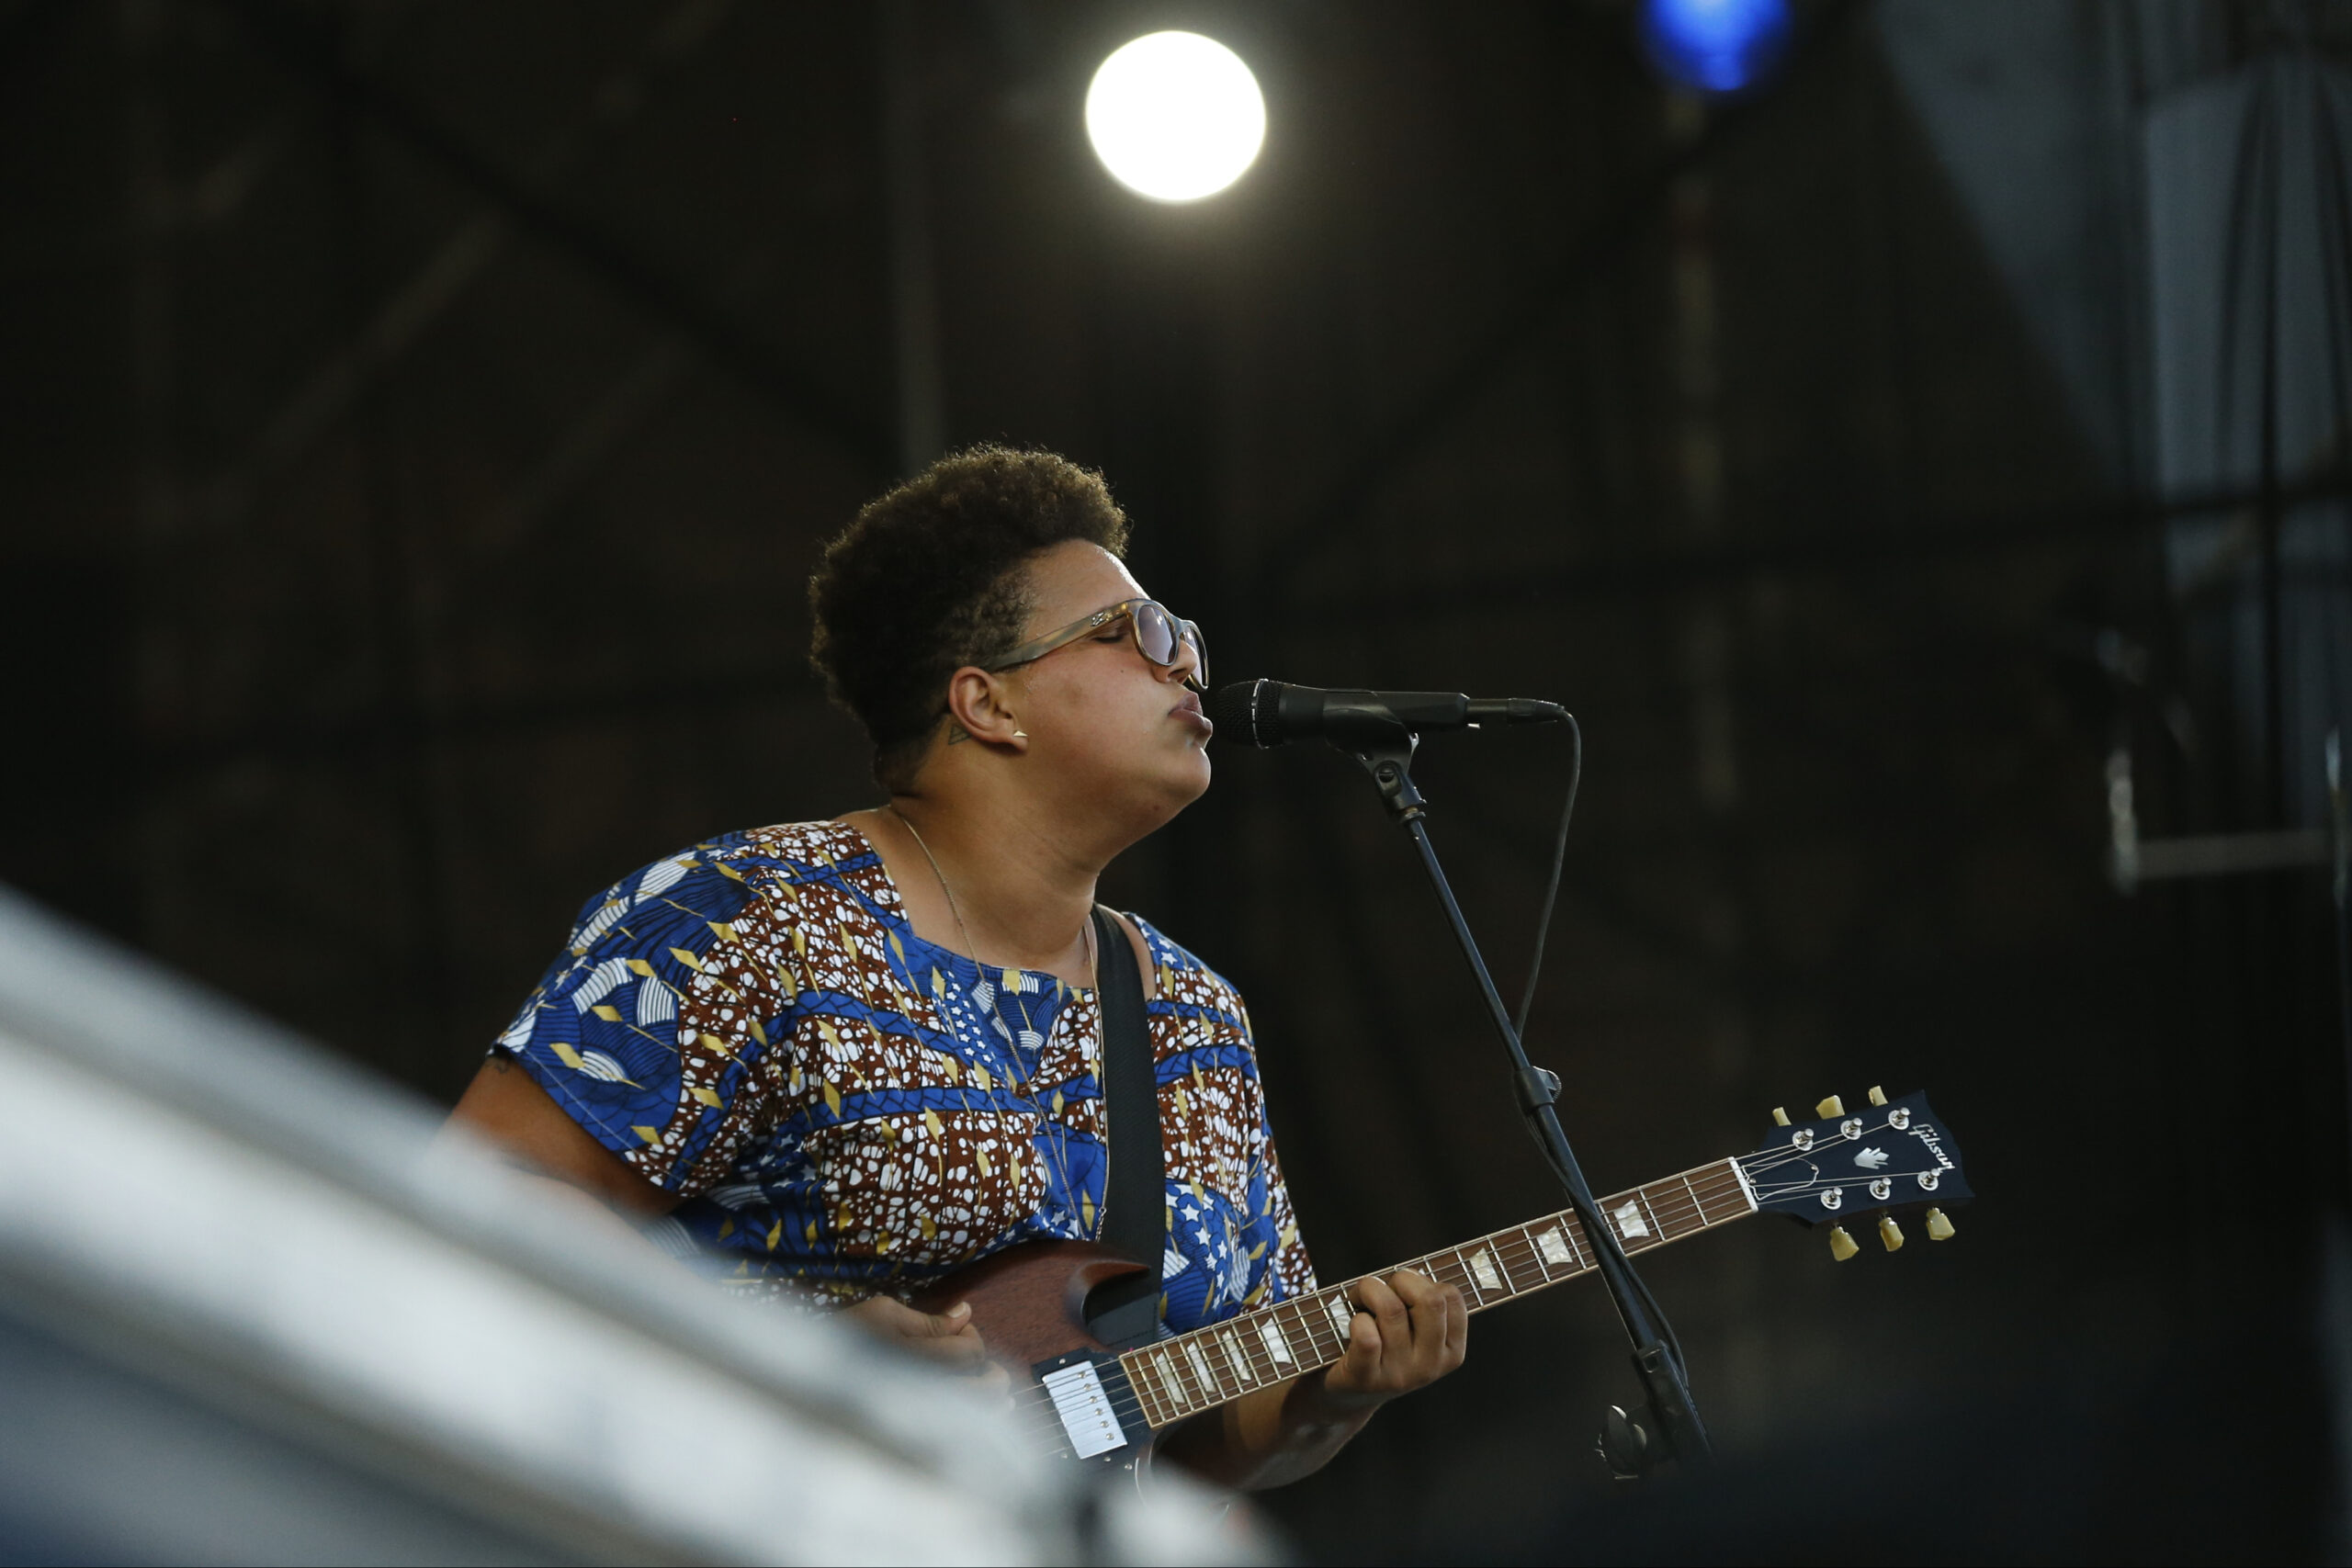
447;446;1464;1488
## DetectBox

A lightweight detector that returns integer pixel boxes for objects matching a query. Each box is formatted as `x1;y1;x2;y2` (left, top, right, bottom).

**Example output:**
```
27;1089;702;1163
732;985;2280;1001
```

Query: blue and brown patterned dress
494;819;1316;1335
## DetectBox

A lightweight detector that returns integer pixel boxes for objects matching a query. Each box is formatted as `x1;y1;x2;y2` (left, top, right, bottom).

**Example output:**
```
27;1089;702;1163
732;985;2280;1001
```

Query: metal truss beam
1260;0;1868;590
1283;465;2352;626
206;0;889;509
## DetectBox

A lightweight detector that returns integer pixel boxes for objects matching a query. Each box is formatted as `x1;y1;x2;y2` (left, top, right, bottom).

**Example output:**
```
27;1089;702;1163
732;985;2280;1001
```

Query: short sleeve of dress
1132;917;1317;1325
1238;999;1317;1305
492;843;786;1196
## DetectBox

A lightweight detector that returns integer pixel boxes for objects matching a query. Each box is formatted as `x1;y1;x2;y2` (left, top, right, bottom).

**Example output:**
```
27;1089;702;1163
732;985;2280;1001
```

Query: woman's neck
873;795;1103;976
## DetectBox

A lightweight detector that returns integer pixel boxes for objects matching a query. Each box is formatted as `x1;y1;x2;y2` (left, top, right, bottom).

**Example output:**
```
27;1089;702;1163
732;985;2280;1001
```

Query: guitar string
1037;1168;1767;1432
1018;1118;1951;1432
1043;1161;1758;1426
1018;1163;1765;1431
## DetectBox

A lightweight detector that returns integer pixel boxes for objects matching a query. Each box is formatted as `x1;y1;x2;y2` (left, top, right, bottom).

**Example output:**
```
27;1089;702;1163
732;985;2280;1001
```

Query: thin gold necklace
887;806;1103;1122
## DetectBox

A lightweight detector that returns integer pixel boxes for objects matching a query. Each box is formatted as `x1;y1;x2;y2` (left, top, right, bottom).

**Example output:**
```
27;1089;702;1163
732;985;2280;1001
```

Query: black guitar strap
1086;906;1165;1347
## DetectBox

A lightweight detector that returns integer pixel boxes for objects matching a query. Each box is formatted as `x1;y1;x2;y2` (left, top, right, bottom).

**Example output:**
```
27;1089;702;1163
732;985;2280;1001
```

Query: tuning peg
1771;1107;1791;1126
1925;1207;1955;1241
1828;1225;1860;1261
1815;1095;1845;1119
1867;1085;1887;1107
1878;1214;1905;1252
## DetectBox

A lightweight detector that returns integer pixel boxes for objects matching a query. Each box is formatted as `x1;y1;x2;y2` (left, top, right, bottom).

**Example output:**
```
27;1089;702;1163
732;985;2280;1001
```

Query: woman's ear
942;666;1032;751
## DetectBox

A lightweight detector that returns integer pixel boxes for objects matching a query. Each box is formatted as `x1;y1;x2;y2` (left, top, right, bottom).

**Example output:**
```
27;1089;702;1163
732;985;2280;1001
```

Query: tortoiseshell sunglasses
983;597;1207;692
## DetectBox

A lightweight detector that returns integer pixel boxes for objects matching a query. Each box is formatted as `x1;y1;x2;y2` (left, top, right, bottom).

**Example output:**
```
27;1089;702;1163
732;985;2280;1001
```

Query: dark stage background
7;1;2352;1561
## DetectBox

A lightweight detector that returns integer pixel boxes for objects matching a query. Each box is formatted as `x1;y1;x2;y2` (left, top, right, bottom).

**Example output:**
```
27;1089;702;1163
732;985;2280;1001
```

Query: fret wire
1105;1158;1765;1428
1204;1325;1241;1401
1684;1168;1731;1220
1119;1351;1164;1429
1487;1238;1523;1294
1633;1186;1668;1244
1191;1331;1224;1405
1276;1299;1319;1368
1494;1233;1534;1293
1649;1176;1698;1232
1688;1165;1728;1225
1241;1320;1277;1387
1141;1354;1174;1427
1141;1346;1182;1423
1168;1341;1205;1410
1228;1325;1259;1393
1229;1321;1272;1389
1218;1324;1256;1396
1195;1327;1230;1404
1519;1225;1555;1286
1677;1172;1704;1229
1446;1246;1478;1303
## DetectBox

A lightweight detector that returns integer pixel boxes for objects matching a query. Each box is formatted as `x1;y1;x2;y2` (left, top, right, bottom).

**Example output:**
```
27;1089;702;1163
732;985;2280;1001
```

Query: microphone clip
1352;732;1429;827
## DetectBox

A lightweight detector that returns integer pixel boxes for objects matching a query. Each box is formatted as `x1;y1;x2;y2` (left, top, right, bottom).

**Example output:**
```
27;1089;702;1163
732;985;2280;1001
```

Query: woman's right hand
842;1296;1011;1397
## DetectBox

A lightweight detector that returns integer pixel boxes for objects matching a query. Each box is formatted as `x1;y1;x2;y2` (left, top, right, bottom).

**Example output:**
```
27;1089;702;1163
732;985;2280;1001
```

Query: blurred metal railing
0;886;1264;1565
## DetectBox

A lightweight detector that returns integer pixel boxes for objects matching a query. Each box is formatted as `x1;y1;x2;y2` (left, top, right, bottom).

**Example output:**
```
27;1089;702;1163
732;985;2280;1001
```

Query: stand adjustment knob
1815;1094;1845;1119
1878;1215;1905;1252
1925;1207;1956;1241
1828;1225;1860;1261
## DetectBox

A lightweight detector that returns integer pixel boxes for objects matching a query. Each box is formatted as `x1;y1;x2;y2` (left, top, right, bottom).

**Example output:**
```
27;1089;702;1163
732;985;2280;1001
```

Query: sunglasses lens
1134;602;1177;664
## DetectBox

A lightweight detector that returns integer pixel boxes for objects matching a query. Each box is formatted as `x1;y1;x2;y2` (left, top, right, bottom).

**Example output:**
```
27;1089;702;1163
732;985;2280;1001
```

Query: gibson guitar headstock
1737;1087;1972;1259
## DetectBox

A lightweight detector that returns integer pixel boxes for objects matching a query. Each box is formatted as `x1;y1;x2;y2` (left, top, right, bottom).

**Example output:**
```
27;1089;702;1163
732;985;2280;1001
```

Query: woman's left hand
1316;1269;1468;1411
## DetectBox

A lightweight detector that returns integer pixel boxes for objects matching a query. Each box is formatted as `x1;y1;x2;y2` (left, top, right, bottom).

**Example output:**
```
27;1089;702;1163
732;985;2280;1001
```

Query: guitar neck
1116;1156;1757;1429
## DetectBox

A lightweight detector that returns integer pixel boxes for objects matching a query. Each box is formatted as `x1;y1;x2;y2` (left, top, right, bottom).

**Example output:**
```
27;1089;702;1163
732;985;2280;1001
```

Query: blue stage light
1638;0;1792;94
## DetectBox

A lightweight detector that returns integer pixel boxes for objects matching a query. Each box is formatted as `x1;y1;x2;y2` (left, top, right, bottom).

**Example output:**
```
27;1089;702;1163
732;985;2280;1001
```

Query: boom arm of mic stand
1349;731;1713;1473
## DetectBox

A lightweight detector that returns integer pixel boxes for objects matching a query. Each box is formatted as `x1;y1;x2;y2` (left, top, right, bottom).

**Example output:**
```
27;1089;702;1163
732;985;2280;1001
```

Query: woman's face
997;540;1214;827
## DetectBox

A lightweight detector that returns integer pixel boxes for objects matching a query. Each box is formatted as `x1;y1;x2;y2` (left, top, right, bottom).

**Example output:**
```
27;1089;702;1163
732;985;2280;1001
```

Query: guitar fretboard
1115;1157;1756;1429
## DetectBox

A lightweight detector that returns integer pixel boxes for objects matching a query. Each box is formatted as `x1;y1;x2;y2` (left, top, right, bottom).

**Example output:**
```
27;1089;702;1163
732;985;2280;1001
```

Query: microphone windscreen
1206;680;1275;745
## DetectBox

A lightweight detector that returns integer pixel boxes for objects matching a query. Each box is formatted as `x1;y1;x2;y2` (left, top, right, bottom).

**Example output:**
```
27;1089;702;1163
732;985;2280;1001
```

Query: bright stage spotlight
1085;31;1265;202
1638;0;1792;94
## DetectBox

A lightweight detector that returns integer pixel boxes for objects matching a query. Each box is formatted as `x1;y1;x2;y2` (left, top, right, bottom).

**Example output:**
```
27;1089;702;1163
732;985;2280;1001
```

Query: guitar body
912;1241;1169;1473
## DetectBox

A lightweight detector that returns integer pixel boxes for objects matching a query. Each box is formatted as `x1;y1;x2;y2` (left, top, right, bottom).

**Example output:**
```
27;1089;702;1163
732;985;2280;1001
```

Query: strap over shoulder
1086;907;1166;1346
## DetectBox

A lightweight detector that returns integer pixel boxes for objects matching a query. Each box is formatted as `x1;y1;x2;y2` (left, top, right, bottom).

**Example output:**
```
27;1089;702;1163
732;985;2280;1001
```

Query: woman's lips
1172;695;1214;735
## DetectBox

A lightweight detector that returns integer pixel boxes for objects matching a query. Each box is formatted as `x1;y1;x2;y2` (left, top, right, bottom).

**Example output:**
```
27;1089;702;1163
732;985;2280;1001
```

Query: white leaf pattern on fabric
637;856;693;898
571;957;632;1012
573;1050;630;1083
707;1183;765;1210
574;900;627;950
1163;1245;1191;1279
496;1006;536;1050
636;980;675;1027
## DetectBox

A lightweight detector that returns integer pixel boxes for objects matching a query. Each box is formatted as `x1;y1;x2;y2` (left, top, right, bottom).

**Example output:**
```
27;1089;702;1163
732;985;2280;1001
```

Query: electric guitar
913;1087;1972;1472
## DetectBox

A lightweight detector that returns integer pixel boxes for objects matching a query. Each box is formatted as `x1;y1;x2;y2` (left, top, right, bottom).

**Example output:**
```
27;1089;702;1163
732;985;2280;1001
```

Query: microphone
1207;678;1566;748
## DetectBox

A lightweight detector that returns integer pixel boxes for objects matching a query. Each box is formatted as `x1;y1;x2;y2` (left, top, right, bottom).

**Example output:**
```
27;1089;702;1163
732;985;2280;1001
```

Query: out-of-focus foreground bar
0;886;1265;1566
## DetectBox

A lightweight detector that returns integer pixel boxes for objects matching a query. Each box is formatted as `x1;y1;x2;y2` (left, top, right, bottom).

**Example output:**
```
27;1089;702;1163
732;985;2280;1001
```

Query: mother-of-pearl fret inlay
1536;1225;1576;1268
1183;1339;1216;1394
1468;1249;1502;1292
1118;1160;1753;1430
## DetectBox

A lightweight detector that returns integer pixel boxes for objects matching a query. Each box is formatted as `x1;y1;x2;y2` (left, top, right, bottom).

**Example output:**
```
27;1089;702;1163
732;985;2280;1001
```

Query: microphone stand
1347;726;1713;1476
